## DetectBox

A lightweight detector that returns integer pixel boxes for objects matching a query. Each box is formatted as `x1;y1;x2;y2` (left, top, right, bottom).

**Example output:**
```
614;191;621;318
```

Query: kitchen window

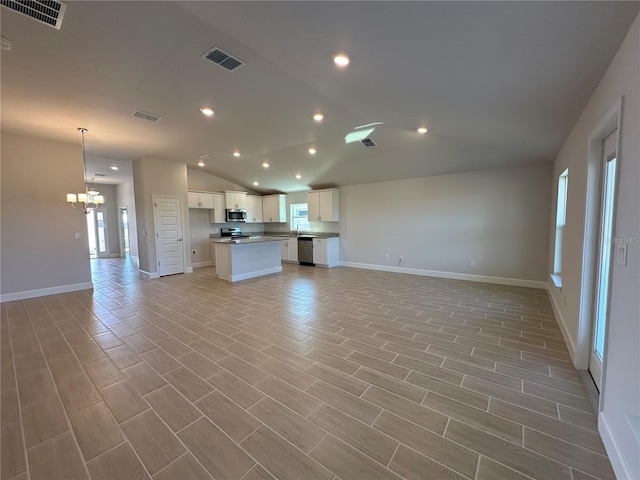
290;203;309;231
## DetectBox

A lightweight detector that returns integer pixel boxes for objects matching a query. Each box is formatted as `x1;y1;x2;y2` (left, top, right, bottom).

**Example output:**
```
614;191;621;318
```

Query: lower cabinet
280;239;299;263
313;237;339;267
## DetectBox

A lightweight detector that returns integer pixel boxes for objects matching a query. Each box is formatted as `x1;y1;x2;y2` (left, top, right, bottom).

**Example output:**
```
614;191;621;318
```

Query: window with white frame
553;169;569;282
290;203;309;231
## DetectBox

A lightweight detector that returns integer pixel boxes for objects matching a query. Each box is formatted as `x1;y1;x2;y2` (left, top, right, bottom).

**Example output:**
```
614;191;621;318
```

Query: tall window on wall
290;203;309;231
553;169;569;285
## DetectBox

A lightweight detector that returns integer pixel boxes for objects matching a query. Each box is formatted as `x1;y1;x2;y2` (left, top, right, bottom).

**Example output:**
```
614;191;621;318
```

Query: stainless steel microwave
225;209;247;222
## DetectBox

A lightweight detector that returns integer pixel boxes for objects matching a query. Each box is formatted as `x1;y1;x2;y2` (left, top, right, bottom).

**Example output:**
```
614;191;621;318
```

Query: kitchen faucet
296;225;300;236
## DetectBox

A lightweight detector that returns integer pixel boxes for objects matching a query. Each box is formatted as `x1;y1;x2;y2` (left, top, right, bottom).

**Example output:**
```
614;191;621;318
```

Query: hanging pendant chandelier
66;128;104;213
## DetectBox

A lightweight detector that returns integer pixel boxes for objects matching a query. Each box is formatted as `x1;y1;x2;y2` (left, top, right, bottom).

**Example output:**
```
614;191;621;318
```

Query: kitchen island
211;237;283;282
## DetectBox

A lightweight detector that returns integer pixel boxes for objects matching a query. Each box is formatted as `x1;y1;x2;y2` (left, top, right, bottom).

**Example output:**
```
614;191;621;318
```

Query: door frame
152;195;189;276
577;96;623;411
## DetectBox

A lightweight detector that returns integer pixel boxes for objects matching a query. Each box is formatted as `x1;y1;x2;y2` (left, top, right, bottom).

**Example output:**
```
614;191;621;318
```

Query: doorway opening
589;129;618;391
119;207;130;258
577;97;622;410
86;208;108;259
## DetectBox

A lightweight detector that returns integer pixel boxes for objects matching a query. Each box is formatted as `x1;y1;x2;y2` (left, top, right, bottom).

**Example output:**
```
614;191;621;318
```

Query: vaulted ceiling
1;1;637;192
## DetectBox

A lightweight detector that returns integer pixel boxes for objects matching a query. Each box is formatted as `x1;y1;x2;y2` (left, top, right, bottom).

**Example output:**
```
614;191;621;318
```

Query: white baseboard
186;267;193;273
138;270;159;279
192;261;212;268
339;262;548;289
130;255;139;265
220;266;282;283
0;281;94;303
599;411;634;480
546;279;577;366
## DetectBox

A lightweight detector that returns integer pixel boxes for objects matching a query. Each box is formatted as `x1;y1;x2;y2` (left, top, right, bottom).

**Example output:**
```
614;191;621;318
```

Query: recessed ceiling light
308;148;317;155
253;181;259;186
262;162;270;168
198;161;205;167
295;174;302;179
417;127;428;134
200;107;214;116
110;166;119;171
333;53;350;67
313;113;324;122
233;151;241;157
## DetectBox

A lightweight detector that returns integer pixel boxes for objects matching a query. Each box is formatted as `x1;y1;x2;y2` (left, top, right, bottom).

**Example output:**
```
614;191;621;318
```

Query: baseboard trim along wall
220;266;282;283
339;262;548;289
192;261;212;268
138;270;159;280
546;279;577;366
0;281;94;303
599;412;633;480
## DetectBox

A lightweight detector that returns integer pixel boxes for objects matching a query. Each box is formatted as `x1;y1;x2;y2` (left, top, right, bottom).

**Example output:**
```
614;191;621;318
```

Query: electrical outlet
470;259;476;266
385;253;389;260
192;250;196;255
74;232;81;240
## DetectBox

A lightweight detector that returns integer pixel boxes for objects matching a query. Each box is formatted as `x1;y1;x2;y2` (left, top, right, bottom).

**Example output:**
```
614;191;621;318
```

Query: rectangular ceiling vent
132;110;162;122
361;138;377;148
202;46;244;71
1;0;67;29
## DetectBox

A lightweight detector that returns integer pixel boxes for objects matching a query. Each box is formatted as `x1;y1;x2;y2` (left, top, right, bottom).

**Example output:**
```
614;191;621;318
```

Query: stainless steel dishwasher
297;237;314;266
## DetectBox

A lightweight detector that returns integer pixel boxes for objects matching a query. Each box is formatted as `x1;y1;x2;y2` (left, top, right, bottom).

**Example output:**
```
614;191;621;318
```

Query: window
290;203;309;231
552;169;568;285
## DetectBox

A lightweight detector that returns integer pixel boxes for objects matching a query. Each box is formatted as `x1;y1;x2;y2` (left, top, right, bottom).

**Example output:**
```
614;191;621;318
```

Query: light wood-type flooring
1;258;613;480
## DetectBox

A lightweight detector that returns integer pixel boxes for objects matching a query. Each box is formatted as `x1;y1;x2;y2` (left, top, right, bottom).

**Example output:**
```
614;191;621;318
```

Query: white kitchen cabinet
246;195;263;223
280;239;298;263
225;191;247;209
209;193;226;223
262;194;287;223
307;189;339;222
313;237;339;267
188;191;214;209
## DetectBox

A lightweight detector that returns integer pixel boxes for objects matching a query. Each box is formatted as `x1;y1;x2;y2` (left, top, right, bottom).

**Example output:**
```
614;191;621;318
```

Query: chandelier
66;128;104;213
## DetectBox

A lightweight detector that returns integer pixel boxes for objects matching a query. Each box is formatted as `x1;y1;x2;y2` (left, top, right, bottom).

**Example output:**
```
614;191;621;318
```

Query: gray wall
339;163;552;282
133;156;190;274
547;14;639;478
0;133;92;296
116;179;139;260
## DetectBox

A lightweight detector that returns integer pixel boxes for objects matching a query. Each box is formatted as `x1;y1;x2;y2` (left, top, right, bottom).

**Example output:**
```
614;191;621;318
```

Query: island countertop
209;237;284;245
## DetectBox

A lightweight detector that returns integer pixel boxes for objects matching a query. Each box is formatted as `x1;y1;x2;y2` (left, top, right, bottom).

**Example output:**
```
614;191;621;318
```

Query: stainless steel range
220;227;253;239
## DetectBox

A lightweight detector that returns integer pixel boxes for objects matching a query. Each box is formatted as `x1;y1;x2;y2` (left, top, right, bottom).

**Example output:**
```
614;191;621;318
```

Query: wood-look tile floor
1;259;614;480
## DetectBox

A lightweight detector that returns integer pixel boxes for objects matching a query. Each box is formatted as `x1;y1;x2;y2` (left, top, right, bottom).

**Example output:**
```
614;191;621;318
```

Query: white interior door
154;196;185;276
589;129;618;391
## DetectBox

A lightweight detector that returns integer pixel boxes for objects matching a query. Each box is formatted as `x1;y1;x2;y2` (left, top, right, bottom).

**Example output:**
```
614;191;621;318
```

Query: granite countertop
210;237;284;245
210;232;339;239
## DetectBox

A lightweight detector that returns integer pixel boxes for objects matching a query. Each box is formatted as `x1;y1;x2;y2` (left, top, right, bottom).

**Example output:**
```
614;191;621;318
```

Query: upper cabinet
307;189;339;222
188;191;215;209
262;194;287;223
246;195;263;223
209;193;226;223
225;191;247;209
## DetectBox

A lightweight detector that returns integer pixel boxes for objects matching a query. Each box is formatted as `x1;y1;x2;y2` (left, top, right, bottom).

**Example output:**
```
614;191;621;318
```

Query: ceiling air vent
132;110;162;122
94;173;105;177
361;138;377;148
202;46;244;71
1;0;66;29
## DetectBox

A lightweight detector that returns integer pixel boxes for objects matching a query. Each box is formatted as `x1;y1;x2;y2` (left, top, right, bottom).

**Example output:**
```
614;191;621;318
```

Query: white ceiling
1;1;637;192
